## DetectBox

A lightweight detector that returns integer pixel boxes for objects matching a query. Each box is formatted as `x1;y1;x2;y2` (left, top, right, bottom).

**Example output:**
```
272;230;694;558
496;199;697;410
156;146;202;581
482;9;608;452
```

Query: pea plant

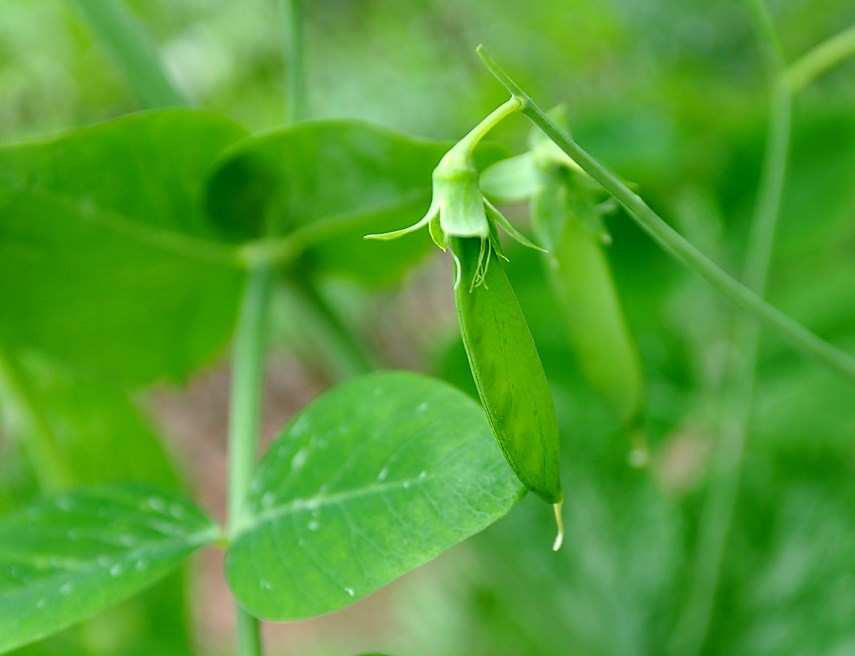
2;1;855;655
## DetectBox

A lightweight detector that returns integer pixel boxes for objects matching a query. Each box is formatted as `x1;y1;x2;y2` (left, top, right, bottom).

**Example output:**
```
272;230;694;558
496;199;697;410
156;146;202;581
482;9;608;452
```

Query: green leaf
452;237;562;504
0;111;248;384
226;371;523;620
0;483;219;654
206;121;505;286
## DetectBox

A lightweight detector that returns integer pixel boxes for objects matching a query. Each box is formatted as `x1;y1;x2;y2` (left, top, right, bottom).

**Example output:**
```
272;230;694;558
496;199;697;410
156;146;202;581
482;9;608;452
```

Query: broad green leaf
452;237;563;504
0;354;191;656
0;483;219;654
206;121;505;286
0;111;248;385
226;371;523;620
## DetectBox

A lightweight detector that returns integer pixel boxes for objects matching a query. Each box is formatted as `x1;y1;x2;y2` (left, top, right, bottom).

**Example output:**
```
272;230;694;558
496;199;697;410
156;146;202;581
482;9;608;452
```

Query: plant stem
227;265;273;656
457;97;522;154
476;45;855;384
787;23;855;92
284;280;376;381
281;0;306;122
67;0;187;108
0;351;73;491
668;2;792;650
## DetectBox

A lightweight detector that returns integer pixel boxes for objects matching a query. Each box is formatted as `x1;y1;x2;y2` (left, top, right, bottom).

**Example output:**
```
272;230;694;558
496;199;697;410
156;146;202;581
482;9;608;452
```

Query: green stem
668;2;792;649
284;281;375;381
227;265;273;656
457;97;522;154
67;0;187;108
787;23;855;92
476;45;855;384
282;0;306;122
0;351;73;491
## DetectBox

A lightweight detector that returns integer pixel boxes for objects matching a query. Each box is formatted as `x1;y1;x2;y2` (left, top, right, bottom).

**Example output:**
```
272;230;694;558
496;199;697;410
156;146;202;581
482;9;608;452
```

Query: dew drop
169;503;186;519
291;449;308;471
260;580;273;590
147;497;166;513
377;466;389;482
308;520;320;531
417;402;429;413
418;470;427;480
135;560;147;571
261;492;275;508
110;564;123;577
344;587;355;597
403;481;411;490
59;582;73;595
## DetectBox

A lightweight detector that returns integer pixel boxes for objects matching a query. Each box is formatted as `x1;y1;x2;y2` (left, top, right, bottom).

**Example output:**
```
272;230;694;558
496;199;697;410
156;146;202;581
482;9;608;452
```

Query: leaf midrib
239;473;442;537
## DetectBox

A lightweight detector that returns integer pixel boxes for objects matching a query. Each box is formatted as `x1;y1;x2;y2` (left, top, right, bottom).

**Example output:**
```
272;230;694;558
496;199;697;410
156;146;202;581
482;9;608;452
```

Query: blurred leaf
0;354;192;656
0;111;248;385
0;483;219;654
206;121;505;286
226;371;523;620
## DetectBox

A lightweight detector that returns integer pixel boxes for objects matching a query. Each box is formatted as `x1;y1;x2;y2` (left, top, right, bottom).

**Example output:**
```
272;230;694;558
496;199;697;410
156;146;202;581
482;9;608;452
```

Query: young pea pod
533;168;645;434
452;237;563;506
481;114;646;460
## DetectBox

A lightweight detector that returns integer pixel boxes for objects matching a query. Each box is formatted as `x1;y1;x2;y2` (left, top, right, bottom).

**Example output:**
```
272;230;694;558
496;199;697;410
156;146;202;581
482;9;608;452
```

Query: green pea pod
533;169;645;444
451;237;563;510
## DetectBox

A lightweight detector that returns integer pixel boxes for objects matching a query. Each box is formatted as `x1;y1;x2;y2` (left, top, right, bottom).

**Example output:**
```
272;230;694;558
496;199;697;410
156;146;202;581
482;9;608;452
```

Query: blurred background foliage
1;0;854;654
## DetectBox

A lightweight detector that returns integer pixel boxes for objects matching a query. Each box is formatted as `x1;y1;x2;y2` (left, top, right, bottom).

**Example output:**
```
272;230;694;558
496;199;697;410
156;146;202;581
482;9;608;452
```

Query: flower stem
67;0;187;108
227;264;273;656
281;0;305;122
476;45;855;384
668;2;792;650
787;23;855;92
0;351;73;491
456;97;522;154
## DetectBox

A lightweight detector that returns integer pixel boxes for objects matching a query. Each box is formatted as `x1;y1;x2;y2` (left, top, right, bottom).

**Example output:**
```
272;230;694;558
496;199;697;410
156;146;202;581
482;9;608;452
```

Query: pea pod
534;170;645;430
451;237;563;509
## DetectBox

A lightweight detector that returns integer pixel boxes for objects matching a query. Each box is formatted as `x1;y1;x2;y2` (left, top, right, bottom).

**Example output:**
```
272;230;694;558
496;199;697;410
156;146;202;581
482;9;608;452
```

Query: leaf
0;354;192;656
206;121;505;286
451;237;563;504
226;371;523;620
0;111;248;385
0;483;219;654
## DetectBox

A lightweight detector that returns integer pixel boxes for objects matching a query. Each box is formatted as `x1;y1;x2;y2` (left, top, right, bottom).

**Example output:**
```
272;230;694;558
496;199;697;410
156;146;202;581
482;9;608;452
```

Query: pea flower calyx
365;145;544;289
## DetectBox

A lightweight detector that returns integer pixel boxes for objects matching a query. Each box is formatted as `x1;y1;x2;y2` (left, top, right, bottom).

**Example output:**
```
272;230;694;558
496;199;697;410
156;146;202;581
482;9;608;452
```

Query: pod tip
551;500;565;551
628;428;650;468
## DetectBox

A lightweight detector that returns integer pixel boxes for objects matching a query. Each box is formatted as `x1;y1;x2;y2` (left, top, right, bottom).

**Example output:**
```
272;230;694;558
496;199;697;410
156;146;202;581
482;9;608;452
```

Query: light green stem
669;1;792;649
457;97;522;154
284;281;375;381
476;45;855;384
787;23;855;92
67;0;187;108
0;351;73;491
281;0;306;122
227;265;273;656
